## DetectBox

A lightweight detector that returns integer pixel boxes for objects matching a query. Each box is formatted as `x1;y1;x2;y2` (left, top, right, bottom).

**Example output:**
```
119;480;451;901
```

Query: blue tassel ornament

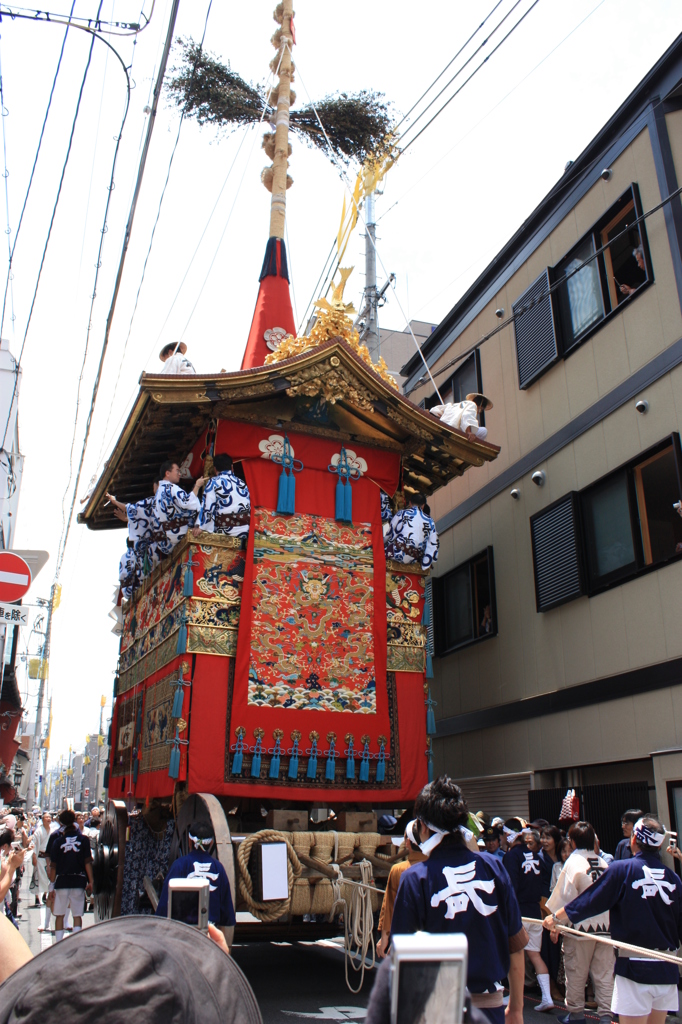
345;733;356;780
268;730;283;779
422;596;431;627
359;735;370;782
133;749;139;784
324;733;337;782
250;730;264;778
272;434;303;515
376;736;387;783
172;685;184;719
426;740;434;783
176;610;188;655
328;447;360;523
306;732;319;779
426;689;437;736
183;553;199;597
288;731;301;779
344;479;352;522
335;477;346;521
426;653;434;678
169;744;180;779
230;728;245;775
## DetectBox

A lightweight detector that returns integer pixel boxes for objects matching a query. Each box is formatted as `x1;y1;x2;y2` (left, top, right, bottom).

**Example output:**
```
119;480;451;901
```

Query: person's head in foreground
0;915;262;1024
413;774;470;852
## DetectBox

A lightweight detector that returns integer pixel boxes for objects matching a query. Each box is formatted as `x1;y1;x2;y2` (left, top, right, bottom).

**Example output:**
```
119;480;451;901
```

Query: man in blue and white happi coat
385;492;439;570
193;454;250;539
154;460;205;552
156;821;235;929
118;540;140;601
545;815;682;1024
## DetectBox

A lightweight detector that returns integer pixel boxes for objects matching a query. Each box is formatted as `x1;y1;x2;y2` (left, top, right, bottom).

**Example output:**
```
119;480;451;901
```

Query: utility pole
94;694;106;807
38;696;51;809
27;585;54;808
361;190;380;363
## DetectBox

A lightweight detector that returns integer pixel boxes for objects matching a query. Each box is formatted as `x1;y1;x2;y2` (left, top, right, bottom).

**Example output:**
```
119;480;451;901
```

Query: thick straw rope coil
236;829;302;922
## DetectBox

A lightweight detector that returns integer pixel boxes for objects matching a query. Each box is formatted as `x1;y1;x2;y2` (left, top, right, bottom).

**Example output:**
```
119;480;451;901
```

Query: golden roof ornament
264;266;398;390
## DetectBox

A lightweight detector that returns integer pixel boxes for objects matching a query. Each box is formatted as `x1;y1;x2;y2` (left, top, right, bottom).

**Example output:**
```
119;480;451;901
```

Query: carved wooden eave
78;336;499;530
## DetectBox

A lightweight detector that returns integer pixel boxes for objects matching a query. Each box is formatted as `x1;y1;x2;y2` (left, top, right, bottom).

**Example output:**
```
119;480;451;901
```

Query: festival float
77;1;499;954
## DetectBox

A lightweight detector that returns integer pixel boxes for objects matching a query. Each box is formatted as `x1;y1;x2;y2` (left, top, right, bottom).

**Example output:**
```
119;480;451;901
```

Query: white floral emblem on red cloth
330;448;367;476
259;434;295;460
264;326;292;351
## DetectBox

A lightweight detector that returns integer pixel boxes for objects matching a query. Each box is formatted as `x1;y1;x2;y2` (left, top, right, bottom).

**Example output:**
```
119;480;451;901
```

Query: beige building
402;35;682;854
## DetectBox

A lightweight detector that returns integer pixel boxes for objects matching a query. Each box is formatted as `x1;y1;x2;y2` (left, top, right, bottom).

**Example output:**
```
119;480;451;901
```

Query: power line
0;1;76;343
55;0;214;576
0;1;157;36
398;0;526;147
0;16;100;453
394;0;506;134
399;0;542;154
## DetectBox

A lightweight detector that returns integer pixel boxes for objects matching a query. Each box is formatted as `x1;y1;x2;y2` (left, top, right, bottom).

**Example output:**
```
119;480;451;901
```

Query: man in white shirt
31;812;56;931
385;493;439;571
159;341;195;375
193;454;250;538
545;820;612;1024
430;392;491;440
154;461;205;552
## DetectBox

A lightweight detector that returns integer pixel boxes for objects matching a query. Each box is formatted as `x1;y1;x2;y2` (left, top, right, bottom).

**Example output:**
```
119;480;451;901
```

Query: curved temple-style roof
79;337;499;530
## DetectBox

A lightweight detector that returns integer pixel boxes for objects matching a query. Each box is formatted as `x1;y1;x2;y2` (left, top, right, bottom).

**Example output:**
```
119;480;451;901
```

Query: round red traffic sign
0;552;32;602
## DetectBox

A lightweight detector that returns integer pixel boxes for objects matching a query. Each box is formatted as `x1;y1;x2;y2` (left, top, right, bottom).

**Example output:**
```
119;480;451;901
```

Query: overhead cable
393;0;506;134
0;0;76;343
0;19;99;453
399;0;542;154
0;1;156;36
56;0;214;575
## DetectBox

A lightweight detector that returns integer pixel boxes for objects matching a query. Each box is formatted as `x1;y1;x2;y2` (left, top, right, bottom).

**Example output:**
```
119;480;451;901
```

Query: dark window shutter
530;493;586;612
513;269;559;389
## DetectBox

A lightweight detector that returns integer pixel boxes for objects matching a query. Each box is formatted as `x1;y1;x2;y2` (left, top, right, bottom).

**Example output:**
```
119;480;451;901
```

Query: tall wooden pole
269;0;294;240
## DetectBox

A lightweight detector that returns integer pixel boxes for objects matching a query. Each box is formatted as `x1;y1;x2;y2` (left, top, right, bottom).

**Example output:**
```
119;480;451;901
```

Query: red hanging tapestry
249;510;376;713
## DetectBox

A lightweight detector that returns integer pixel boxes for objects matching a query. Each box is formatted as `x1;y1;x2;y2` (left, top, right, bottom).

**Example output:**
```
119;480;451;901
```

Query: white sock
537;974;551;1001
55;929;65;941
72;925;82;933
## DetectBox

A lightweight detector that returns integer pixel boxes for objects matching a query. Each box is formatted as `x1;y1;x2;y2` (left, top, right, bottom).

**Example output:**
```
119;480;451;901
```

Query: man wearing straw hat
159;341;196;375
545;816;682;1024
430;392;492;440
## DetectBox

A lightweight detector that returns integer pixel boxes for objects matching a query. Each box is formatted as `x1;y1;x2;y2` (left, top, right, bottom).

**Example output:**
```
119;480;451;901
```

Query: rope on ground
520;917;682;965
236;829;302;922
340;858;376;994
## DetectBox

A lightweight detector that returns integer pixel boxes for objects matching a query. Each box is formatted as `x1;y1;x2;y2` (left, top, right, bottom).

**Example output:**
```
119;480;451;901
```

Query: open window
434;547;497;654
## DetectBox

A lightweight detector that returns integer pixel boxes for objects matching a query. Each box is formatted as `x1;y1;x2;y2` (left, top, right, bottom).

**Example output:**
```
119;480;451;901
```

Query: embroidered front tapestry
248;510;376;713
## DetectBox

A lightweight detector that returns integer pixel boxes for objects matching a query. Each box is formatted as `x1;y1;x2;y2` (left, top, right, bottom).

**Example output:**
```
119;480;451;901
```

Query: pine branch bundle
168;39;396;166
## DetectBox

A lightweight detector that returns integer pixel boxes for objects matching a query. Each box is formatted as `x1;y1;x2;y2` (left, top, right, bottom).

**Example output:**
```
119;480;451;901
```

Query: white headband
503;825;530;845
405;819;419;847
188;832;213;851
633;818;666;848
418;820;473;855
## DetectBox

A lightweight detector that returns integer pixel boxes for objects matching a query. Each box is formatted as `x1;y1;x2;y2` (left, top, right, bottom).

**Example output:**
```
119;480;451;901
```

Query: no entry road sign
0;552;32;602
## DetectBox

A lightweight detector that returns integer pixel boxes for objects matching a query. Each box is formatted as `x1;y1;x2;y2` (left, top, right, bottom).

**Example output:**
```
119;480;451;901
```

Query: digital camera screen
170;888;200;926
396;960;464;1024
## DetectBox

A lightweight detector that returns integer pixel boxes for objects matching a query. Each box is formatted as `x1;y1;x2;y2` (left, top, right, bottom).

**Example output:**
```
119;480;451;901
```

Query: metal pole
38;696;51;808
27;585;54;807
362;190;380;362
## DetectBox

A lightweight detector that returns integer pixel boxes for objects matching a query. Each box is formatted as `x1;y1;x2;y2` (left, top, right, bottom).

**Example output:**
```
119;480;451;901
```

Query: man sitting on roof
159;341;196;375
430;392;492;440
385;492;439;571
192;454;251;539
155;461;205;551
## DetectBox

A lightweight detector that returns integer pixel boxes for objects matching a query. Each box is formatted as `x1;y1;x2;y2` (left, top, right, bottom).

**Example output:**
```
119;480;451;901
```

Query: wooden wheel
92;799;127;921
172;793;236;949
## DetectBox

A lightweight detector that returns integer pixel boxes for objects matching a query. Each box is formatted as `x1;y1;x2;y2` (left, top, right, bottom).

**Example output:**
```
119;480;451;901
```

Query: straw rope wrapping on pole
264;0;294;239
236;829;302;921
521;917;682;966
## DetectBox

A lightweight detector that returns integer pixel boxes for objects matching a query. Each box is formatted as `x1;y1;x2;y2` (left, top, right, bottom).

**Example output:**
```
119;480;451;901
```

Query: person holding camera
388;776;528;1024
156;821;236;929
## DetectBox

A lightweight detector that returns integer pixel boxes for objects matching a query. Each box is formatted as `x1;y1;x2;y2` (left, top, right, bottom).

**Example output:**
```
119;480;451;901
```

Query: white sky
1;0;679;767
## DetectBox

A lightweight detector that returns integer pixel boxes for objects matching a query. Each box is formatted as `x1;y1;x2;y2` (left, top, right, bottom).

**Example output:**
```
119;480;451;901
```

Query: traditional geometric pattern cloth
248;509;376;713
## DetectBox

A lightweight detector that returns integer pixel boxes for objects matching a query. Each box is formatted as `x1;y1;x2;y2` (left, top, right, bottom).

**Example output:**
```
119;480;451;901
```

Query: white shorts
53;887;86;918
611;975;679;1015
525;921;543;952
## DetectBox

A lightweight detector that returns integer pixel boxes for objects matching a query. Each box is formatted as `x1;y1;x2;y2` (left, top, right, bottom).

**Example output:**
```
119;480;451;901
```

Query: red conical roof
241;238;296;369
